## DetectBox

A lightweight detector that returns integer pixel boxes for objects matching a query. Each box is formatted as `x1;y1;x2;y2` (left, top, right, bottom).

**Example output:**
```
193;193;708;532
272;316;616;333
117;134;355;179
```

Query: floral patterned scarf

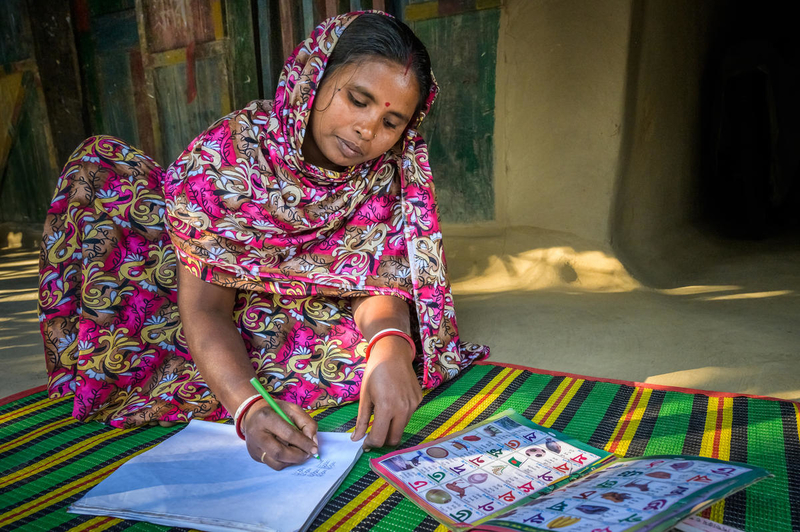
163;12;489;389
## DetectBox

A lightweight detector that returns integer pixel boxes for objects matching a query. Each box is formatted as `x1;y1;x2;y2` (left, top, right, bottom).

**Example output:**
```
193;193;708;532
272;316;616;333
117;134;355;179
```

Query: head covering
164;12;489;389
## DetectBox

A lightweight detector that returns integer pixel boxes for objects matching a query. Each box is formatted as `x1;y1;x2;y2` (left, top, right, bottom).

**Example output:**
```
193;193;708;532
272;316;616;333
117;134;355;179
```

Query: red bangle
365;328;416;361
234;394;263;440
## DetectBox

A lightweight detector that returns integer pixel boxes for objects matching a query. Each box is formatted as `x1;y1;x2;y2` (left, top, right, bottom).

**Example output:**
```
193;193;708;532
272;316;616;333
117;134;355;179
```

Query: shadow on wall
609;0;800;288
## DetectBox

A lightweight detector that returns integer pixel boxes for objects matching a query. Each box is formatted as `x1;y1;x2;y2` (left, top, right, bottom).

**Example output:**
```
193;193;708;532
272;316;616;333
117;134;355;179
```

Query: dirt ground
2;227;798;401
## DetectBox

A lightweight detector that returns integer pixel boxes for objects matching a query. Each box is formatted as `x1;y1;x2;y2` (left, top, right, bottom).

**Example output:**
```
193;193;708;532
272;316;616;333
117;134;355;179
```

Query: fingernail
364;448;371;453
313;435;318;445
312;447;318;455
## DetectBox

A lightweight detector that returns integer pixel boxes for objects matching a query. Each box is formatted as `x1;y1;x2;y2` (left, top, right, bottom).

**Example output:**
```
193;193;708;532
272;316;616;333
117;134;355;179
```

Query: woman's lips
336;137;363;158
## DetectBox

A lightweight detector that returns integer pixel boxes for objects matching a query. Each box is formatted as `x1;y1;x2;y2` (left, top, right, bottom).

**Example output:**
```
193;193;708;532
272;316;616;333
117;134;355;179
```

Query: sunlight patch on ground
451;246;642;295
659;285;741;296
702;290;794;301
0;290;37;303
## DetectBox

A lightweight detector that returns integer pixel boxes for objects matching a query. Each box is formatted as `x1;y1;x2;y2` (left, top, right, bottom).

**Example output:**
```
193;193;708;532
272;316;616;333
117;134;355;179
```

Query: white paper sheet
69;420;363;532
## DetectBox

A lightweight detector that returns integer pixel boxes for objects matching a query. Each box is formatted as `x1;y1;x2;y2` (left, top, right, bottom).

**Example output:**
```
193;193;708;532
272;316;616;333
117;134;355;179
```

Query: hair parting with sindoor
323;13;433;116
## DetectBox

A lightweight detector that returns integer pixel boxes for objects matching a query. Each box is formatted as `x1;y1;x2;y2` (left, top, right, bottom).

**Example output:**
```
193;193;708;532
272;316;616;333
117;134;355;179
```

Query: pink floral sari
39;12;488;428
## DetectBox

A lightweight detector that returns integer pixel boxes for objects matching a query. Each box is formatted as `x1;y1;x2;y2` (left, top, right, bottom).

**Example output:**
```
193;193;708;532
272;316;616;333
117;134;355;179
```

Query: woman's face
302;58;420;171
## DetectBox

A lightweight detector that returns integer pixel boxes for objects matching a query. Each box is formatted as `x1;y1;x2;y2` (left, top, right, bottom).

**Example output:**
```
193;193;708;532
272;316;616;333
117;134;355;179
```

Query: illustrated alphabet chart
478;457;767;532
371;410;613;528
371;410;770;532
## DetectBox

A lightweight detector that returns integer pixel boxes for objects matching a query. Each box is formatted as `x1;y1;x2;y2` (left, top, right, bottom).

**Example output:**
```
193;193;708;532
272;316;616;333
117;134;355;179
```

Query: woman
39;12;489;469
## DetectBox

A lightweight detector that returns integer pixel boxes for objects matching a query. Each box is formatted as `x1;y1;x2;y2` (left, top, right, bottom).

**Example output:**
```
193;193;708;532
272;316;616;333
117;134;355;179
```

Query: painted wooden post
134;0;164;163
278;0;296;60
325;0;338;18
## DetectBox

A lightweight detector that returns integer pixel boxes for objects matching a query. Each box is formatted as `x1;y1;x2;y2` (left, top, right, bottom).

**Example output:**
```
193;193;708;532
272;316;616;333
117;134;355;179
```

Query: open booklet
69;420;363;532
370;410;770;532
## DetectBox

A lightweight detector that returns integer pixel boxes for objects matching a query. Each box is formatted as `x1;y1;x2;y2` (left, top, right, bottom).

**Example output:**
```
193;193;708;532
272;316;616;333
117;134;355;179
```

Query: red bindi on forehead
385;102;391;107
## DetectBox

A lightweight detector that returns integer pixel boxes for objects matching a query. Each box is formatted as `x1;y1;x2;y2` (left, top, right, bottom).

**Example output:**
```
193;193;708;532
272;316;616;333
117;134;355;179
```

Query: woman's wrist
367;335;416;364
234;394;264;440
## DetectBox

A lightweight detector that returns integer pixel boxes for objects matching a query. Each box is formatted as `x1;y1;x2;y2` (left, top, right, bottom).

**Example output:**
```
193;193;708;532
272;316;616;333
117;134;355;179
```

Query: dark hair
324;14;433;116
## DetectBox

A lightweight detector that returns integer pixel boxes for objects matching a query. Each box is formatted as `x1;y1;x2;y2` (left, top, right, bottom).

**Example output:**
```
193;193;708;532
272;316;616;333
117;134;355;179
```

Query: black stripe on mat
549;379;597;433
415;515;445;532
3;428;179;528
350;491;408;532
1;424;175;493
309;367;508;528
331;365;496;434
520;375;563;420
0;423;108;481
349;370;535;530
309;470;382;528
587;384;634;450
0;392;50;415
780;401;800;532
0;405;75;447
721;396;749;530
400;366;514;449
681;394;708;456
626;389;666;458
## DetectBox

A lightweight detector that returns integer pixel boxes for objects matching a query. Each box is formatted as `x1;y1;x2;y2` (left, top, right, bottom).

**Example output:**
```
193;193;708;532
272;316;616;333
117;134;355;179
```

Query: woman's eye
384;120;398;130
348;93;366;107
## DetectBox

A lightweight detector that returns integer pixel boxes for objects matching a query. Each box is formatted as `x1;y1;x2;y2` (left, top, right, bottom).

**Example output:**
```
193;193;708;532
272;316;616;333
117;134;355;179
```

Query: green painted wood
87;0;135;17
226;0;261;106
0;0;33;65
257;0;283;97
91;9;141;148
0;71;58;222
154;54;228;162
408;8;498;222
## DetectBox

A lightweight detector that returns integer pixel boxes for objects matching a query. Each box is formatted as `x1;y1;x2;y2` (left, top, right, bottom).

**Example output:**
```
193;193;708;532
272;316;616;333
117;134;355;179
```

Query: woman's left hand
352;335;422;450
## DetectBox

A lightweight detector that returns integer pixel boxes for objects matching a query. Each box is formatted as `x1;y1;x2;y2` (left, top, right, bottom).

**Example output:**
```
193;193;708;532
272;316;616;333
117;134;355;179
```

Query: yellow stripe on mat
0;416;76;454
315;479;395;532
0;396;63;425
532;378;584;427
701;396;733;523
604;388;652;456
69;515;119;531
315;368;521;532
0;446;154;528
424;368;522;442
0;428;125;489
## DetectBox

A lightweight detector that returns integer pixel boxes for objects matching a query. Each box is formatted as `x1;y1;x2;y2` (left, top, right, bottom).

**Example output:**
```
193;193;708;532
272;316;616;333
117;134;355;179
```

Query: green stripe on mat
357;368;528;530
1;365;798;532
746;400;791;532
642;390;694;455
563;380;620;445
311;366;503;527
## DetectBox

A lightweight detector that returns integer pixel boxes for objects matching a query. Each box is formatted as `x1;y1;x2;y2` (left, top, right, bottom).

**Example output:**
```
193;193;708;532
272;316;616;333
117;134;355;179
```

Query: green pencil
249;377;320;459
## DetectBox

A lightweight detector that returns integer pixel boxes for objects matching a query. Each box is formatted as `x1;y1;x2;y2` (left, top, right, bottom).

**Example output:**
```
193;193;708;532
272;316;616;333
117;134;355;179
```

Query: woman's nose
355;116;379;140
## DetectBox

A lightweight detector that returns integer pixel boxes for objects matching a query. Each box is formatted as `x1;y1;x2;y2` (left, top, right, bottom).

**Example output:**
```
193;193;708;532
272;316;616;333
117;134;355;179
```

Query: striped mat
1;363;798;532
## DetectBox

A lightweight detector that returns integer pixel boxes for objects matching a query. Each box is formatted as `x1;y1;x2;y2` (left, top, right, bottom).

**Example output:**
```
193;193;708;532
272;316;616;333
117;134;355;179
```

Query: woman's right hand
242;399;319;470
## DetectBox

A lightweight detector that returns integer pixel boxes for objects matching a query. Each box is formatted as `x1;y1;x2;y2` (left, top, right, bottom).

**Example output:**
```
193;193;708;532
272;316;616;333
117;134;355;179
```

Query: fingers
246;406;318;467
365;403;414;449
364;408;390;450
283;402;319;453
268;412;318;457
352;391;373;444
248;431;309;470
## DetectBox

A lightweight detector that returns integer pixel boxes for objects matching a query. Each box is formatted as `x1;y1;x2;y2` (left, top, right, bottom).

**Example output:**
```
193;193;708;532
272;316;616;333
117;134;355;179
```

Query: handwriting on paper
293;459;336;477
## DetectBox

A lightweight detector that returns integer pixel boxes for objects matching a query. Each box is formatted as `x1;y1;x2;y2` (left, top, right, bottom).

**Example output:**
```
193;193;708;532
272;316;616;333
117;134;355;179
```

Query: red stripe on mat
539;377;578;426
607;389;643;455
477;362;800;404
329;482;391;532
0;385;47;407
